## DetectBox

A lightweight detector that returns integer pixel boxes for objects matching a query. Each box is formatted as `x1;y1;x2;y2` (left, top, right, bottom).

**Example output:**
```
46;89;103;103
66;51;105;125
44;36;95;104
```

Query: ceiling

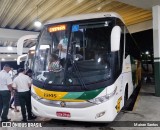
0;0;152;31
0;0;156;62
117;0;160;10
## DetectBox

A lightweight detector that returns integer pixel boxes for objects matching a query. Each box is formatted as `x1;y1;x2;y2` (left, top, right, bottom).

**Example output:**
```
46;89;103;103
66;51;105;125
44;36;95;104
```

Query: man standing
13;68;36;122
0;64;12;122
57;37;68;59
9;68;16;79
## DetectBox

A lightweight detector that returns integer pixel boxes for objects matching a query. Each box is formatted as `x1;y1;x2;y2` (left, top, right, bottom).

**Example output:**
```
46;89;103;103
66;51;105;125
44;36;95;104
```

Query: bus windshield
33;19;114;87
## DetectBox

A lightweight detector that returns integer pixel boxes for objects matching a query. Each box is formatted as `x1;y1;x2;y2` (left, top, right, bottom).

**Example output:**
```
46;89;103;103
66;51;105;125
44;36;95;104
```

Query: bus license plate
56;112;71;117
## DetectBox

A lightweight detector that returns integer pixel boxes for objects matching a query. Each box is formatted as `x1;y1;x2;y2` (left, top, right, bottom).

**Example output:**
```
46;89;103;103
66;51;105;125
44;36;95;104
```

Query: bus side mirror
111;26;121;52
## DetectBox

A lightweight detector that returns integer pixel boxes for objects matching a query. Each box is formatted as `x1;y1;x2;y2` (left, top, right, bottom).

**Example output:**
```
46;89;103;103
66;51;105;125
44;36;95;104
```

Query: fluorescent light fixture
40;57;44;60
40;45;50;49
29;45;36;50
7;46;13;50
34;20;42;28
34;5;42;28
1;58;5;61
97;7;102;10
30;51;35;54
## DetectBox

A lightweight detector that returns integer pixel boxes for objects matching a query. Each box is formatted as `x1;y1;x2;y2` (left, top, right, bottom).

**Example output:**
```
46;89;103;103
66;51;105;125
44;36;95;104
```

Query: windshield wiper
65;41;87;90
71;59;87;90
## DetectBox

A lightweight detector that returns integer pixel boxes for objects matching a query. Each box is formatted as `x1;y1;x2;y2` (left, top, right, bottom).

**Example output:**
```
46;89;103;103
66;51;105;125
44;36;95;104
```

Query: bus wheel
124;85;128;106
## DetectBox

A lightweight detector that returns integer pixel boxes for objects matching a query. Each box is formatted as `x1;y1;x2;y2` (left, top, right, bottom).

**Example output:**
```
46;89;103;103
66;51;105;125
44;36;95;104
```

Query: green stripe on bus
77;88;104;100
62;92;84;99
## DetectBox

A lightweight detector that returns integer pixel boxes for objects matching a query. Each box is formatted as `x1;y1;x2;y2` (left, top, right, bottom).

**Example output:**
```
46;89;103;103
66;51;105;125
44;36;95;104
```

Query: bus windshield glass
33;19;114;87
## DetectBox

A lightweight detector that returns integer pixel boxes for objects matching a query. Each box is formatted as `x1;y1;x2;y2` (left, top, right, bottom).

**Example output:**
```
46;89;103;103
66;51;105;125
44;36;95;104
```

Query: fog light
95;111;105;119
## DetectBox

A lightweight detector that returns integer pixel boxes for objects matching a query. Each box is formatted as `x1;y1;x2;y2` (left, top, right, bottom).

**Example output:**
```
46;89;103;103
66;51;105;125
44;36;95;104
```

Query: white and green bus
31;12;141;122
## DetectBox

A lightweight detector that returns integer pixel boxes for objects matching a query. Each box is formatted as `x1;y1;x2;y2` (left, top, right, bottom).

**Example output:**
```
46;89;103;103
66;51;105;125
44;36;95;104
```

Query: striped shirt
48;61;62;72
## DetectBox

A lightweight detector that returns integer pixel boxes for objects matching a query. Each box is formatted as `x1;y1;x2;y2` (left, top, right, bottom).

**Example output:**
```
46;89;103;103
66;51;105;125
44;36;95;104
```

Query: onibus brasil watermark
1;122;42;127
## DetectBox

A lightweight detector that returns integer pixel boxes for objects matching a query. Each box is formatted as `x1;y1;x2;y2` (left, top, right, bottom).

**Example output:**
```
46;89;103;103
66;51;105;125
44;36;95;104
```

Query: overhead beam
0;28;39;41
1;0;31;27
9;0;45;29
0;54;18;58
127;20;152;33
117;0;160;10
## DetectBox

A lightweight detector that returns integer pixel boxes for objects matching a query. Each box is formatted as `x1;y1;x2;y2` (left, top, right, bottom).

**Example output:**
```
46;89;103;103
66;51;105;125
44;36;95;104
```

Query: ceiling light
40;57;44;60
34;20;42;28
1;58;5;61
97;7;102;10
7;46;13;50
40;45;50;49
30;51;35;54
7;54;11;57
34;5;42;28
14;59;17;61
29;45;36;50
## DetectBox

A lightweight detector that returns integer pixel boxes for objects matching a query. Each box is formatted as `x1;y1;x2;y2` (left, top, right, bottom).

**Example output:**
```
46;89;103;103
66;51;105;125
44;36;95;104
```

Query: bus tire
124;84;128;106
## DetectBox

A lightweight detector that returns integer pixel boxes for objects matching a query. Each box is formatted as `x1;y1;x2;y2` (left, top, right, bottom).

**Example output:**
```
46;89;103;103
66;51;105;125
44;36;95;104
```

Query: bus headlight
31;92;42;100
88;87;117;104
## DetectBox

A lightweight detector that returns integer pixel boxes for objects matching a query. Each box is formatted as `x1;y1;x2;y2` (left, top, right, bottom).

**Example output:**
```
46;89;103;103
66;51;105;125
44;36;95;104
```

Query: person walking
0;64;12;122
12;68;36;122
10;72;20;112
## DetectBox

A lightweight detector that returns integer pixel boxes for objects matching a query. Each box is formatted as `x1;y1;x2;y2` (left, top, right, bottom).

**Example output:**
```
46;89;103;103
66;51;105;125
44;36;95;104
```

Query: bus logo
60;101;66;107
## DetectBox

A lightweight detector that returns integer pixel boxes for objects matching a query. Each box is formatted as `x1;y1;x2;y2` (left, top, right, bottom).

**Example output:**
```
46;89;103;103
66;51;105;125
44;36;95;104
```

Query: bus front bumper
31;97;117;122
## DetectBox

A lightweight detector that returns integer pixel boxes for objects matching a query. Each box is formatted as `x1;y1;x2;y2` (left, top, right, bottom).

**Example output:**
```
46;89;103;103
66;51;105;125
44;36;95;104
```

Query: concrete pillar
152;5;160;96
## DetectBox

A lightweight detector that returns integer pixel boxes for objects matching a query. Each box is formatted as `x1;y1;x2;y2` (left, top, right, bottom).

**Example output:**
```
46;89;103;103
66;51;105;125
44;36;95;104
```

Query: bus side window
125;29;140;59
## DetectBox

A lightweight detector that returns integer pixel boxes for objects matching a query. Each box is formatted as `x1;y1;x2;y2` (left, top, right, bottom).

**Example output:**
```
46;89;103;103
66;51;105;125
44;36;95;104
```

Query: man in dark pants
13;68;36;122
18;91;32;121
0;64;12;122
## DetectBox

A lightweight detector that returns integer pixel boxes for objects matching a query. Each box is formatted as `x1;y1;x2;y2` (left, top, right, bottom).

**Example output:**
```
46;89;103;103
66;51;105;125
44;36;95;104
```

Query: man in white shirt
13;68;36;122
57;37;68;59
0;64;12;122
57;37;68;67
9;68;16;79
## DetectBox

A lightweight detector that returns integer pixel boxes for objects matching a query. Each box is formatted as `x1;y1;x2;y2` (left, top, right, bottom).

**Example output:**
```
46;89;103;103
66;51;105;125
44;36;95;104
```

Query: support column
152;5;160;96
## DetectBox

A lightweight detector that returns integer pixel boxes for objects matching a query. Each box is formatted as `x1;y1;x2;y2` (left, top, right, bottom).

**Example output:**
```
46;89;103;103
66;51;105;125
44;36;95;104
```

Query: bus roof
45;12;124;25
